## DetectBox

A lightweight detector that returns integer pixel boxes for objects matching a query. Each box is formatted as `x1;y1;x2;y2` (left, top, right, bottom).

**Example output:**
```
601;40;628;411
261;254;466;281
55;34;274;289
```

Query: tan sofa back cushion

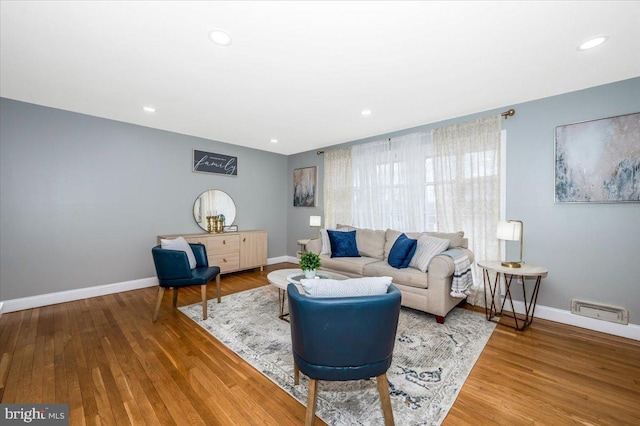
337;224;385;260
338;225;466;260
407;231;466;249
386;229;466;259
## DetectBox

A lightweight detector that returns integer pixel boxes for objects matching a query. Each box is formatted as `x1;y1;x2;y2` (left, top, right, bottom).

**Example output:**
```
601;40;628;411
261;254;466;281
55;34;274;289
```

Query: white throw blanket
439;249;473;298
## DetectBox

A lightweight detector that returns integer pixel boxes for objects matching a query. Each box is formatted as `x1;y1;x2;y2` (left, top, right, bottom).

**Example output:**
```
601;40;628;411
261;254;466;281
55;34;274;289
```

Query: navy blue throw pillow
388;233;417;269
327;230;360;258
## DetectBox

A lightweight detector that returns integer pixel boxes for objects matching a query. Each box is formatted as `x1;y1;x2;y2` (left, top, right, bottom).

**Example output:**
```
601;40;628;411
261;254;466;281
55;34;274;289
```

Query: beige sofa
305;225;474;323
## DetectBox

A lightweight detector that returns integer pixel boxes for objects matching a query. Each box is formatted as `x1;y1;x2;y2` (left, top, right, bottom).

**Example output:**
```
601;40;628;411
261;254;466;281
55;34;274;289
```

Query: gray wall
2;78;639;321
0;98;288;301
287;151;325;254
287;77;640;322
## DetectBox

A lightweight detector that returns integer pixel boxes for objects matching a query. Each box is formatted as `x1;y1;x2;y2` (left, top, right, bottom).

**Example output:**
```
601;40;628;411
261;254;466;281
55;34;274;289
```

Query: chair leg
216;274;221;303
153;287;165;322
376;373;395;426
201;284;208;320
305;378;318;426
294;361;300;385
172;287;179;307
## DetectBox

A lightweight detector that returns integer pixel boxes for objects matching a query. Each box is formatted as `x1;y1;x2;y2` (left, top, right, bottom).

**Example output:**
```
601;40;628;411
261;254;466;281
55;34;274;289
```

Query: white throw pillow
300;276;392;298
319;228;350;256
161;236;197;269
408;235;450;273
320;228;331;255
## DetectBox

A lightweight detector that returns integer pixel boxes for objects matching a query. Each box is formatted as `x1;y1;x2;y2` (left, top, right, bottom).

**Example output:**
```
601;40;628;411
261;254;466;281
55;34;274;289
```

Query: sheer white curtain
351;132;432;231
432;115;501;304
323;147;352;229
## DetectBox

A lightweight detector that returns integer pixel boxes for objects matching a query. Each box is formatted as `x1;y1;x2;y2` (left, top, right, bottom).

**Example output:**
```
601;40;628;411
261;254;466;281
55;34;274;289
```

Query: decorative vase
304;269;316;279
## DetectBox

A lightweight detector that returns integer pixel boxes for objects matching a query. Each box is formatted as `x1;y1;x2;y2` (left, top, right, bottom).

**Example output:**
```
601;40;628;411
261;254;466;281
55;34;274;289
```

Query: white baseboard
267;255;292;265
2;267;637;341
1;255;288;314
1;277;158;314
508;299;639;341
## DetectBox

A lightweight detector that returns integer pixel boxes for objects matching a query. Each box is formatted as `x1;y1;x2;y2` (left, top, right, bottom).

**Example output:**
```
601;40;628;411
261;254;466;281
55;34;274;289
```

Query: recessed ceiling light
361;109;372;116
142;106;156;113
270;138;278;143
577;36;609;51
208;29;232;46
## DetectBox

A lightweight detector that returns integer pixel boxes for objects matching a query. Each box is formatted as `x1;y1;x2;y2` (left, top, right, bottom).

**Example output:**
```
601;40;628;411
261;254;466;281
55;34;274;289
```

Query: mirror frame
193;189;236;231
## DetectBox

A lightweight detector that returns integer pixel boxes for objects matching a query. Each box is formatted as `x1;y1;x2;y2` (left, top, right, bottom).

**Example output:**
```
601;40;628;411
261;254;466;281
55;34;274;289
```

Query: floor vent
571;299;628;325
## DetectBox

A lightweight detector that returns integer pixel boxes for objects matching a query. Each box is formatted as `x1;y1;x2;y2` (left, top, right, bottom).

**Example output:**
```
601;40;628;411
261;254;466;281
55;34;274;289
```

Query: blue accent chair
287;283;401;426
151;244;221;322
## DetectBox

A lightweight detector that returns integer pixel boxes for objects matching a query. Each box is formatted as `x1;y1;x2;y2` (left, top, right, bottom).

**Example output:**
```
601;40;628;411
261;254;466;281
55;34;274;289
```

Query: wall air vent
571;299;628;325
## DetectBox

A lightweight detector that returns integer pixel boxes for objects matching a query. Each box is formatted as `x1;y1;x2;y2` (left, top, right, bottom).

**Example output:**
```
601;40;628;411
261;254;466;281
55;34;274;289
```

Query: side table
297;239;311;258
477;260;548;331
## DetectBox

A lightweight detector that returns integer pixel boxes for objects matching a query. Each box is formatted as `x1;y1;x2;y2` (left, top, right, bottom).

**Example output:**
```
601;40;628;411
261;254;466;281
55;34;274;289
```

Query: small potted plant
299;252;321;279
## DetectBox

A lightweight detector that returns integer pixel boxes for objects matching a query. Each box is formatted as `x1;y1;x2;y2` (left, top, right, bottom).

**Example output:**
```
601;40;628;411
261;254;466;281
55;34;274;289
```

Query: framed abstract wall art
293;166;317;207
554;112;640;203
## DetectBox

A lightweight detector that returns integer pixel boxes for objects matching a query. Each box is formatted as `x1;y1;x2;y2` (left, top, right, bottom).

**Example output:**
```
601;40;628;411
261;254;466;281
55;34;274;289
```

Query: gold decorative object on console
216;214;225;233
206;215;215;233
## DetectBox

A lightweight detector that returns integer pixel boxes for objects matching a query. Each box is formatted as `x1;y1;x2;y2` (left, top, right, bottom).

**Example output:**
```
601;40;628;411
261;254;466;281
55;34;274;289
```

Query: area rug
179;285;495;425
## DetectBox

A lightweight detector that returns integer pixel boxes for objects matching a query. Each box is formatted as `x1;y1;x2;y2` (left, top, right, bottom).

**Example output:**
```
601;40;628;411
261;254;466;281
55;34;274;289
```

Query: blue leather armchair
288;283;401;426
151;243;221;322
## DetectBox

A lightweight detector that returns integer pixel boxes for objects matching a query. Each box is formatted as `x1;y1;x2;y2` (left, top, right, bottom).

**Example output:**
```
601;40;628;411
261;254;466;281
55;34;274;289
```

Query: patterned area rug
179;285;495;425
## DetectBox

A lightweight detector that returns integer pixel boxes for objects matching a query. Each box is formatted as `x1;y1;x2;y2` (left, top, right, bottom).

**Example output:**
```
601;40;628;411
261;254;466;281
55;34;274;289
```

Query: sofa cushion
428;231;465;248
320;255;379;275
406;231;465;249
328;230;360;258
408;235;450;272
337;225;386;260
388;233;418;269
383;229;404;260
300;276;392;298
363;261;429;289
356;228;386;259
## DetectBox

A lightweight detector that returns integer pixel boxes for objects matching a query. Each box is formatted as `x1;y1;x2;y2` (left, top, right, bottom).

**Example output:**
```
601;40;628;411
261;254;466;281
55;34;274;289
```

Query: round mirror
193;189;236;231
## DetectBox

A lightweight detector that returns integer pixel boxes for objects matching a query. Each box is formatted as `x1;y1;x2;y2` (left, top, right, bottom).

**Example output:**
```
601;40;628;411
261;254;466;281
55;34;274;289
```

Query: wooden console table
158;231;267;274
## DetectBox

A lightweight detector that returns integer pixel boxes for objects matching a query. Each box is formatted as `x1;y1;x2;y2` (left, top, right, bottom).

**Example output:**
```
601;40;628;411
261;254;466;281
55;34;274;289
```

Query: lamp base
501;261;522;268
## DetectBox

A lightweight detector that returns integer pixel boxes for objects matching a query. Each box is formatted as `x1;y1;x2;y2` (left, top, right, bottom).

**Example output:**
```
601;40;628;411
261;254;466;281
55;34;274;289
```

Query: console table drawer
206;234;240;253
157;231;266;274
209;252;240;273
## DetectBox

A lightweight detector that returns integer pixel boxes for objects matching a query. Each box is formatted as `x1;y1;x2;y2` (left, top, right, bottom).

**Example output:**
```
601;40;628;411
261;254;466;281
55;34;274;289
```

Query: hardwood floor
1;263;639;425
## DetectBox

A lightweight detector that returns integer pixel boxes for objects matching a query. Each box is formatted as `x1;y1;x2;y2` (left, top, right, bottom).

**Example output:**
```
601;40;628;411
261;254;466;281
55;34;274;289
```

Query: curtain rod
501;108;516;119
317;109;516;155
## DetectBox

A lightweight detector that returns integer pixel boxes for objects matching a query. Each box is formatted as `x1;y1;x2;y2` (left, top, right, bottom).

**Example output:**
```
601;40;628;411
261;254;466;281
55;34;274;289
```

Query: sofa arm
428;248;475;278
305;238;322;255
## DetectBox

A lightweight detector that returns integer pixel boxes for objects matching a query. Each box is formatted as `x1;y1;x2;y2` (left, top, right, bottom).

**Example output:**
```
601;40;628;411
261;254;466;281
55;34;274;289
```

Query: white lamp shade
497;221;521;241
309;215;322;227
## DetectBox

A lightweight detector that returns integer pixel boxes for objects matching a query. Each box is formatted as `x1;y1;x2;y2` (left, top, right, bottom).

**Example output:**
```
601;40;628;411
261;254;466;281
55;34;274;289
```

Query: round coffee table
267;268;350;321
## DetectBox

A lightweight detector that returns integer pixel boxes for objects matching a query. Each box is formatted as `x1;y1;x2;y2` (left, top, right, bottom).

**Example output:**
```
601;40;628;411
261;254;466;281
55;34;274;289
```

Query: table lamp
497;220;523;268
309;215;322;238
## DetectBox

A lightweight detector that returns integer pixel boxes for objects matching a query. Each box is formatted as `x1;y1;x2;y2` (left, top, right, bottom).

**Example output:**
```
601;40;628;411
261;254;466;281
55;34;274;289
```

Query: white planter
304;269;317;279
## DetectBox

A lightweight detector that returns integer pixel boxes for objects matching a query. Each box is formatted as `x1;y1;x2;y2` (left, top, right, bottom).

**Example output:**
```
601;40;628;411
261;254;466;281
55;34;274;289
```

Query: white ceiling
2;1;639;155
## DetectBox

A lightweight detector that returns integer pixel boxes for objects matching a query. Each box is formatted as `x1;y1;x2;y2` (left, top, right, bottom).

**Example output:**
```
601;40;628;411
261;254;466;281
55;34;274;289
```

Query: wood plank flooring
1;263;639;425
